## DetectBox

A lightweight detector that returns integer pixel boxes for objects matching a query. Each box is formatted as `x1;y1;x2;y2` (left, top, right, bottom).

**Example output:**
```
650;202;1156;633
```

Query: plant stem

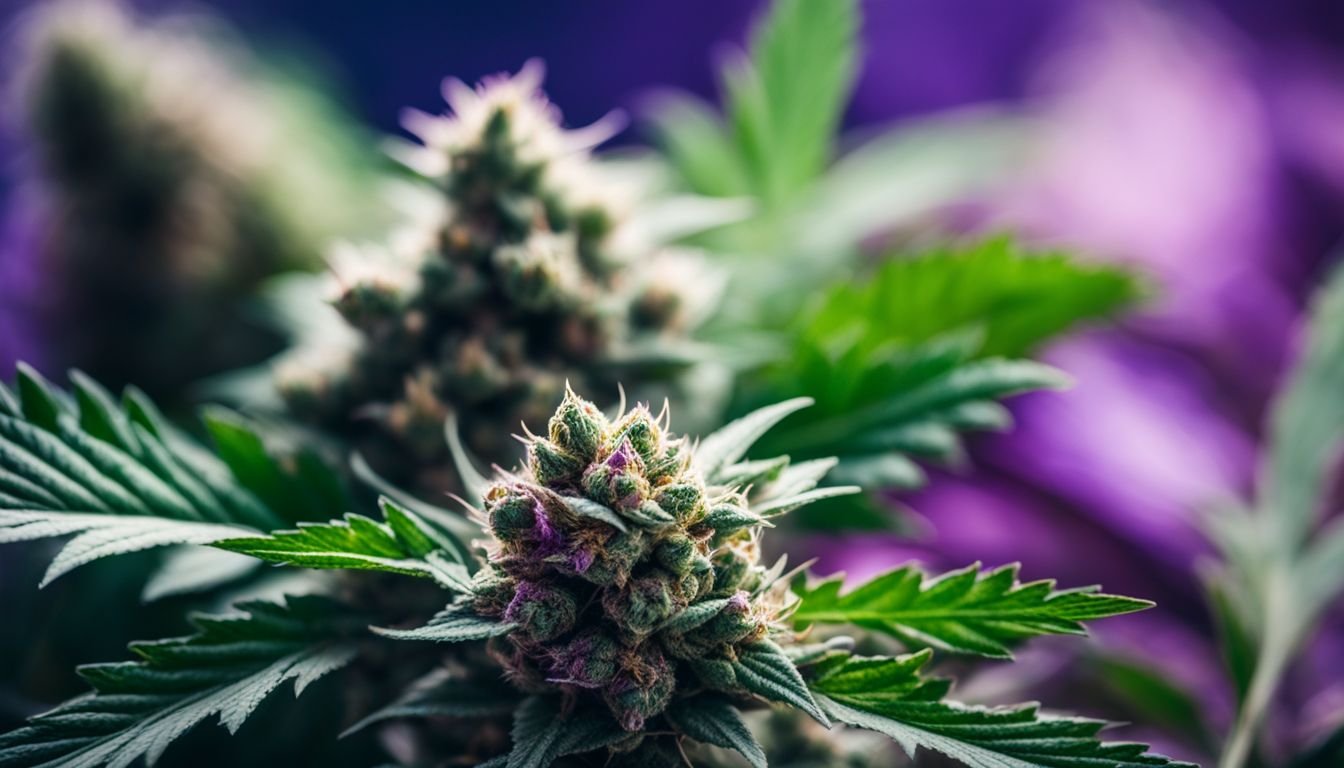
1218;566;1294;768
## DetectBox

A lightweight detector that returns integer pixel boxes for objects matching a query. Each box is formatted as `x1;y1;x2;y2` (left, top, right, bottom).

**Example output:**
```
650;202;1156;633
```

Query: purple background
4;0;1344;761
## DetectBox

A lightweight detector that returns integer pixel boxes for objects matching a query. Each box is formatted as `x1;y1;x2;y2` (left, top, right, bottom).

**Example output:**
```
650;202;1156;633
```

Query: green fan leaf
740;238;1136;532
373;600;515;643
0;368;353;581
651;0;858;205
0;511;253;587
810;651;1195;768
793;563;1151;659
214;497;472;591
665;695;766;768
821;696;1192;768
804;237;1142;359
0;595;364;768
343;668;521;736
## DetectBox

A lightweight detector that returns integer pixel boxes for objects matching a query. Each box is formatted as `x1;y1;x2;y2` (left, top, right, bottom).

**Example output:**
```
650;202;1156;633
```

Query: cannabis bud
278;62;713;484
475;388;783;731
14;0;380;399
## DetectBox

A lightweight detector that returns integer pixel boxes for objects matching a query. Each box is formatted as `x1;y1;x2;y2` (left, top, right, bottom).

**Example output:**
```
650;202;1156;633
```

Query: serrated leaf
666;695;765;768
820;695;1192;768
343;668;521;737
350;450;483;552
0;369;358;581
809;651;1190;767
730;640;828;726
214;501;472;592
793;563;1151;659
15;363;65;433
810;238;1141;358
0;511;254;587
374;601;514;643
0;595;363;768
745;239;1133;533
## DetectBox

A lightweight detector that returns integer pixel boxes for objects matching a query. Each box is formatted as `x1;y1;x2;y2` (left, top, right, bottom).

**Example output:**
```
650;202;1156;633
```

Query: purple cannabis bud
603;648;675;732
277;63;713;484
504;581;578;642
473;389;793;730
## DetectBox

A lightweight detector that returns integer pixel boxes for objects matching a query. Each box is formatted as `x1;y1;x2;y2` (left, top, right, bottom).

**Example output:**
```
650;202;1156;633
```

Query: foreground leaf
214;497;472;591
0;595;363;768
810;652;1194;768
821;696;1192;768
0;511;253;587
0;368;351;581
793;563;1151;658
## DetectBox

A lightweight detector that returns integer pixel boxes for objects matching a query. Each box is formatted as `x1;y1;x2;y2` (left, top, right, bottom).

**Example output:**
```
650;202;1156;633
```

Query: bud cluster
279;63;708;469
472;389;785;731
16;0;378;397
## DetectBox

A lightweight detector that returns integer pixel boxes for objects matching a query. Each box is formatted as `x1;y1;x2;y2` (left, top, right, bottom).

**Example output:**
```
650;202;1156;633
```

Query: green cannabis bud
475;388;783;731
277;62;711;482
14;0;380;399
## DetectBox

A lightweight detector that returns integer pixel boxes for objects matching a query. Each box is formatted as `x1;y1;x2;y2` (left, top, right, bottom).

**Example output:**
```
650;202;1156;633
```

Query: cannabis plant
276;62;711;485
0;370;1192;767
10;0;384;398
1200;263;1344;768
645;0;1140;532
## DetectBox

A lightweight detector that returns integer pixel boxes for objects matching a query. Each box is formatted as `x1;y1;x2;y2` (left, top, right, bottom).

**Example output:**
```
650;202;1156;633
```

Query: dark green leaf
0;595;363;768
666;695;766;768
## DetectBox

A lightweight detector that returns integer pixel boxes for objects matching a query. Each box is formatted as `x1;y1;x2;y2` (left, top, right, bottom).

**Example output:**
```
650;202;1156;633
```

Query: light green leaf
743;237;1133;533
666;695;766;768
214;499;472;591
0;595;363;768
731;0;857;205
800;237;1142;359
793;563;1151;659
